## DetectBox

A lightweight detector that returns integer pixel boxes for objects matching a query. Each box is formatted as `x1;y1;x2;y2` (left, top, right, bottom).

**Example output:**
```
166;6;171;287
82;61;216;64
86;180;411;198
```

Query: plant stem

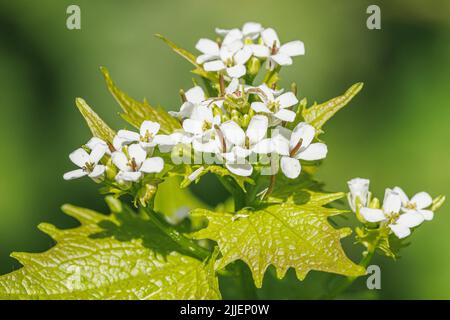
321;248;375;299
144;207;210;260
217;176;246;211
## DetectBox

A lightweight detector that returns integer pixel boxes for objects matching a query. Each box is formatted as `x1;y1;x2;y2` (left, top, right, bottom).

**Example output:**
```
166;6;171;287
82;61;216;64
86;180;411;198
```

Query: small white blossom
63;145;107;181
169;86;206;120
215;22;264;41
251;28;305;70
360;189;425;239
112;144;164;182
182;104;221;137
250;84;298;122
347;178;371;212
272;123;327;179
196;38;252;78
117;121;163;150
393;186;434;221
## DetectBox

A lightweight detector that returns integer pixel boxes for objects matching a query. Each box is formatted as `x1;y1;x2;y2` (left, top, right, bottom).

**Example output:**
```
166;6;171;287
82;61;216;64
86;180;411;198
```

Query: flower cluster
347;178;435;239
64;22;325;183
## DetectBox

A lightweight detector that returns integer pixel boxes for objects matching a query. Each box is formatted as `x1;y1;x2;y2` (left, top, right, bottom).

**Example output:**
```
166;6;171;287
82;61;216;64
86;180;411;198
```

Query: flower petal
185;86;205;104
220;120;246;146
410;192;432;209
140;120;160;137
418;209;434;221
389;224;411;239
225;163;253;177
195;38;219;55
63;169;87;180
246;115;268;145
88;165;105;179
116;171;142;182
118;130;140;142
196;54;217;64
203;60;226;71
290;122;315;151
85;137;107;151
250;44;270;58
279;40;305;56
261;28;280;47
128;144;147;165
393;186;409;205
242;22;263;37
69;148;90;167
383;190;402;214
360;207;386;223
113;135;126;151
222;29;243;46
276;92;298;108
234;46;252;65
274;109;296;122
251;102;272;114
281;156;301;179
296;143;328;161
89;145;107;164
112;152;129;171
226;64;246;78
140;157;164;173
271;53;293;66
251;138;272;154
271;127;291;156
226;78;239;95
396;211;424;228
183;119;203;135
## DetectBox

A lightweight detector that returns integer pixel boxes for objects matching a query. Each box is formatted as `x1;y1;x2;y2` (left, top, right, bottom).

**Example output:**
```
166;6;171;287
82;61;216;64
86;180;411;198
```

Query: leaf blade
75;98;116;143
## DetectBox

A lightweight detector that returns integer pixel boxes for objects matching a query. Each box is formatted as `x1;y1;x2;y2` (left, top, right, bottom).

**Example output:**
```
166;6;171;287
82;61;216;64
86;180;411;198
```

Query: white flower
347;178;371;212
250;84;298;122
251;28;305;70
112;144;164;182
219;116;271;177
117;121;165;150
393;186;434;221
195;38;252;78
63;145;107;181
182;104;221;137
169;86;206;120
360;189;425;239
272;123;327;179
215;22;264;41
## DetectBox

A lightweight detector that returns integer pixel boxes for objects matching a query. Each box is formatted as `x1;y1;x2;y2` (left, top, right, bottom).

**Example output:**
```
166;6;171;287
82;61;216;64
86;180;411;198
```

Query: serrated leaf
302;82;363;133
177;165;254;192
191;202;366;288
265;173;340;206
0;204;220;300
75;98;116;143
100;67;181;134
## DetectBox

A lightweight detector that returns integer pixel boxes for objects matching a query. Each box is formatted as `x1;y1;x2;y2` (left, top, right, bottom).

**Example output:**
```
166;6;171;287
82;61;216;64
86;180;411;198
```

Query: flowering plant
0;22;445;300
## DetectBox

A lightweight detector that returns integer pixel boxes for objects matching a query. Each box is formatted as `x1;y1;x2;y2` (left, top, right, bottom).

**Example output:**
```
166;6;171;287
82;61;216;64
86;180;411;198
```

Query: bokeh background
0;0;449;299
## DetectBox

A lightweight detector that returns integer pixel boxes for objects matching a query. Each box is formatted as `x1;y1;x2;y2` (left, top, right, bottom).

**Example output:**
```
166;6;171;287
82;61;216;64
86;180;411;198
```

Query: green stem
217;176;246;211
144;207;210;260
321;248;375;299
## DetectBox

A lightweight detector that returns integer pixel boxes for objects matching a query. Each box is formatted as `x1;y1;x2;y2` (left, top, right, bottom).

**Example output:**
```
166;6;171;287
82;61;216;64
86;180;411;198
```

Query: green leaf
177;165;254;192
100;66;181;134
302;82;363;134
155;34;218;82
0;203;220;300
191;200;365;288
75;98;116;143
265;173;342;206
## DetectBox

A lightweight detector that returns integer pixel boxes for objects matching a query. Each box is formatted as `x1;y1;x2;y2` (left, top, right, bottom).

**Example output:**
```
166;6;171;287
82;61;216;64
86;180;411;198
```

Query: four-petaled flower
360;189;425;239
182;104;221;137
112;144;164;182
272;122;328;179
117;120;163;150
63;145;107;181
393;186;434;221
250;84;298;122
196;38;252;78
251;28;305;70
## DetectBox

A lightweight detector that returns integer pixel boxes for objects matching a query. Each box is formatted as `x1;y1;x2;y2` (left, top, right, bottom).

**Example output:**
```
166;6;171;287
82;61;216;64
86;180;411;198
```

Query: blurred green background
0;0;449;299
